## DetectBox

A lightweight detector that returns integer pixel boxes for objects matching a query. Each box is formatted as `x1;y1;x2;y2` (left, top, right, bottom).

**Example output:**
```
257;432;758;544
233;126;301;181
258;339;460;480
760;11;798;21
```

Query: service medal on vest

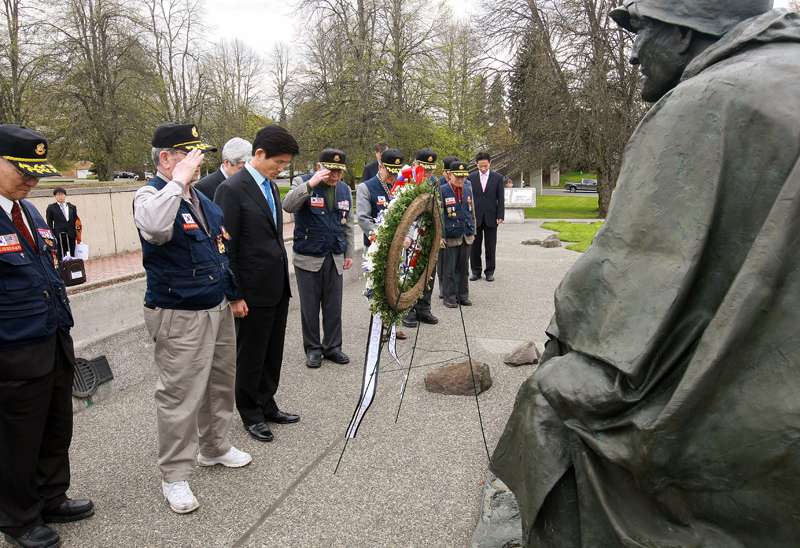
217;235;225;254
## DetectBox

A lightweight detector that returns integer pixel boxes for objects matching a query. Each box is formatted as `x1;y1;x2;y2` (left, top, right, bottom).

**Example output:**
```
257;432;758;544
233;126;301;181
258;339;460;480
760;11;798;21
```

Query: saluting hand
173;149;205;187
308;167;331;187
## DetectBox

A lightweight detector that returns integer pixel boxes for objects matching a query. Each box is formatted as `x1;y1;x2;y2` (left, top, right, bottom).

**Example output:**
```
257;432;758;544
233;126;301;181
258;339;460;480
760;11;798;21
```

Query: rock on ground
504;341;540;366
541;234;562;248
470;470;523;548
425;360;492;395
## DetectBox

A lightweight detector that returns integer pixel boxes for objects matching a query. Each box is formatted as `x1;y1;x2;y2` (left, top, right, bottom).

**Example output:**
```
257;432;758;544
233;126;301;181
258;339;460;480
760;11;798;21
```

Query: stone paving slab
42;221;579;548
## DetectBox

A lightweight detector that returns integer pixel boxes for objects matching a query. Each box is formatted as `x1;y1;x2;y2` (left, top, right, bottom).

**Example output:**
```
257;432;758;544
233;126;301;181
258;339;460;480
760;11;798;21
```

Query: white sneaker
197;446;252;468
162;480;199;514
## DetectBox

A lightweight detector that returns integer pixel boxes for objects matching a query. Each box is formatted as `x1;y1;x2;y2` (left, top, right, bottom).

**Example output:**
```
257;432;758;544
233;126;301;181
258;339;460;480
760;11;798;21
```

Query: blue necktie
262;180;277;227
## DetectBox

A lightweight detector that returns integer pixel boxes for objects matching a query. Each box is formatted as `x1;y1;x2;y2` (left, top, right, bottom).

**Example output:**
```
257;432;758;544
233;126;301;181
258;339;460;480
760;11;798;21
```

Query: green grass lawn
541;221;604;252
561;171;597;183
525;195;600;219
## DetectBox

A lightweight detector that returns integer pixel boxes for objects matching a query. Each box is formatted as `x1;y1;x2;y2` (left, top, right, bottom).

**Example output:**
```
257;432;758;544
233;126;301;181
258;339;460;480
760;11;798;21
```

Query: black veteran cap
381;149;404;174
319;148;347;170
449;160;469;177
151;122;217;152
442;155;458;171
0;125;60;177
415;148;437;169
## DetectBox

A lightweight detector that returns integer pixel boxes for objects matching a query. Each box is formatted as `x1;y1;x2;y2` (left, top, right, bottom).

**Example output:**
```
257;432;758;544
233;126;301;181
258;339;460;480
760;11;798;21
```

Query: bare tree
269;42;299;126
789;0;799;12
141;0;208;122
51;0;150;179
0;0;49;124
205;38;266;146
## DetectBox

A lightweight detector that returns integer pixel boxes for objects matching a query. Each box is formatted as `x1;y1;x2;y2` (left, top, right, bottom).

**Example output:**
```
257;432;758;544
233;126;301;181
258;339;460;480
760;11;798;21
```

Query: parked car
565;178;597;193
114;170;139;181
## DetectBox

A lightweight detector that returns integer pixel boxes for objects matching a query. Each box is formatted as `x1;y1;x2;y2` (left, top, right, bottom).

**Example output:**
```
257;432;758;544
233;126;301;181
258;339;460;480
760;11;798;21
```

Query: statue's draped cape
491;10;800;547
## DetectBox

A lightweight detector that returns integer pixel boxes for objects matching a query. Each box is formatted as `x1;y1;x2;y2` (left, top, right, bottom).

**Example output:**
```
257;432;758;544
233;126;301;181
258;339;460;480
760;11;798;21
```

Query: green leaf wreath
362;180;438;326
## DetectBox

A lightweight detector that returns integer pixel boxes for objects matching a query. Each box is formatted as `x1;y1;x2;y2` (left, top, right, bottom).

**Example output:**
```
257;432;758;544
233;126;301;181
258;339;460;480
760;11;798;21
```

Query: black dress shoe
264;410;300;424
3;525;61;548
469;274;480;281
417;310;439;324
485;274;495;281
460;299;473;306
306;353;322;368
402;311;418;328
443;299;458;308
325;350;350;364
246;421;274;442
42;499;94;523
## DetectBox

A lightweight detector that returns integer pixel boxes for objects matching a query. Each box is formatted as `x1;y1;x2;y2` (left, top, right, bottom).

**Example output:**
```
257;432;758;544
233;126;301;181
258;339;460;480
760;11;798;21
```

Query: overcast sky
205;0;793;56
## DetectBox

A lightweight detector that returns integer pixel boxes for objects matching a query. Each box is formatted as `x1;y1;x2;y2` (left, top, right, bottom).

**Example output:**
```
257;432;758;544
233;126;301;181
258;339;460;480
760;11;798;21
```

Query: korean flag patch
182;213;199;230
445;197;456;205
311;196;325;208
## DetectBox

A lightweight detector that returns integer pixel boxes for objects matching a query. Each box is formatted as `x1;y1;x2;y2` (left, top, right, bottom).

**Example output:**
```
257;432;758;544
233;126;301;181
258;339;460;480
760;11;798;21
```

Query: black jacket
45;201;78;240
195;167;227;201
466;169;505;228
213;168;291;307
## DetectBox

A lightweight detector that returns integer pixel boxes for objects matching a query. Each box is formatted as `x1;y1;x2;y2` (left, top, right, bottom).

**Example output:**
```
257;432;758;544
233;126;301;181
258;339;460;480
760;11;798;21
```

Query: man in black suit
214;125;301;443
45;187;78;259
361;141;388;182
194;137;252;200
0;126;93;548
467;151;504;282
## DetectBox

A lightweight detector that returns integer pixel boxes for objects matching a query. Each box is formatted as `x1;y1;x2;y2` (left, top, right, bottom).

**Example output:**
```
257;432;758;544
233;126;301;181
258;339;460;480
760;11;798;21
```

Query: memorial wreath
362;171;443;326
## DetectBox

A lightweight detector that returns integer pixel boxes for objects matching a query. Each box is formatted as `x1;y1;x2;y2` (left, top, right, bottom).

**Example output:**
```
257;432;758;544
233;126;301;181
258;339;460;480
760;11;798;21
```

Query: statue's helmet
610;0;774;36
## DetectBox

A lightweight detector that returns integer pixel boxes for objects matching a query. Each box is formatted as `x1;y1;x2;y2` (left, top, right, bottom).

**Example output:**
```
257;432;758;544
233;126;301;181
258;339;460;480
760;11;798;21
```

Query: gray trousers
295;254;343;356
144;300;236;482
441;242;471;303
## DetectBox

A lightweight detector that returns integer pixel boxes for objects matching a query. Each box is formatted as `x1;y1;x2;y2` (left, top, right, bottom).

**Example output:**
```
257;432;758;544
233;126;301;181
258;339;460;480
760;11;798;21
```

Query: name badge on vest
0;234;22;253
338;200;350;211
445;197;456;205
377;196;387;206
311;196;325;208
37;228;55;247
182;213;199;230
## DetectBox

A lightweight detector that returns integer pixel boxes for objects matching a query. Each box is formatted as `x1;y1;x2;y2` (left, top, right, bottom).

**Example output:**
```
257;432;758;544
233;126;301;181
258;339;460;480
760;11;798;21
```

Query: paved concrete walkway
48;222;580;548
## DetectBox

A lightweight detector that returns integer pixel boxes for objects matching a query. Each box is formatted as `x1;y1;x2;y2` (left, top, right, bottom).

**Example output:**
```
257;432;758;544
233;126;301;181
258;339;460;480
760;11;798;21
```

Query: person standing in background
46;187;78;259
195;137;252;201
467;151;504;282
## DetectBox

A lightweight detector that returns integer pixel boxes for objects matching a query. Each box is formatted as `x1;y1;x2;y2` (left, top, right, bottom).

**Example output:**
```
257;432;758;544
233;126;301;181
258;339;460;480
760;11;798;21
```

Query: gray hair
151;147;181;168
222;137;252;165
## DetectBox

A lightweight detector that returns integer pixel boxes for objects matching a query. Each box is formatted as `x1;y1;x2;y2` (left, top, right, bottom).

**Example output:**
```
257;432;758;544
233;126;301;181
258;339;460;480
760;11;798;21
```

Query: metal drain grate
90;356;114;384
72;358;98;398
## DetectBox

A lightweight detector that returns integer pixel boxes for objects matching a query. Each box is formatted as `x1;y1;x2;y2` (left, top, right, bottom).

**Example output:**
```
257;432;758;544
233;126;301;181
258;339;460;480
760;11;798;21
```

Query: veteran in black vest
401;148;441;329
440;160;477;307
134;123;251;515
214;125;301;443
356;148;409;340
0;126;93;548
282;149;354;368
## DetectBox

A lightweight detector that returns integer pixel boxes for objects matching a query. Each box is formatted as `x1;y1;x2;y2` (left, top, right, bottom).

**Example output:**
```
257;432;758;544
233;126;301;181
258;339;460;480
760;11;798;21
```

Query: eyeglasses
273;159;291;169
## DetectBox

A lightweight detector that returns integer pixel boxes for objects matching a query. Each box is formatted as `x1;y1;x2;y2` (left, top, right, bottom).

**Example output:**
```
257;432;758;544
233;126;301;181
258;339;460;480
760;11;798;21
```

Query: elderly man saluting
134;123;250;515
282;149;354;368
0;125;93;548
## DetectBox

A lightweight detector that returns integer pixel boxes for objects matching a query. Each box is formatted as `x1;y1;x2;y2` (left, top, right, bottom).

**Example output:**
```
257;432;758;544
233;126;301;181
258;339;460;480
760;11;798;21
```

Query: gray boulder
504;341;540;366
425;360;492;396
470;470;523;548
521;239;542;246
540;234;562;248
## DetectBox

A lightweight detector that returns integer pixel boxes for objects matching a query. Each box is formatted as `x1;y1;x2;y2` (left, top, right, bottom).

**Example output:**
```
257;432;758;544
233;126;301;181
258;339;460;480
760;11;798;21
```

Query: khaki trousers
144;300;236;482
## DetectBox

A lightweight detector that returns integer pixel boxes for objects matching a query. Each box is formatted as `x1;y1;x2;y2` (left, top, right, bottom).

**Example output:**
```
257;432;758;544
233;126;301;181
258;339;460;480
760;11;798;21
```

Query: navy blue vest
293;181;351;257
362;175;391;246
440;183;476;239
0;200;73;352
138;178;237;310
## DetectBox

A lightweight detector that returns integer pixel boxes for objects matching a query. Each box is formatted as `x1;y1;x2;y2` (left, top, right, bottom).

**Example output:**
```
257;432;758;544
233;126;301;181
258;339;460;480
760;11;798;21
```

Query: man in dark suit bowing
194;137;252;201
467;151;504;282
0;125;93;548
45;187;78;259
214;125;300;442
